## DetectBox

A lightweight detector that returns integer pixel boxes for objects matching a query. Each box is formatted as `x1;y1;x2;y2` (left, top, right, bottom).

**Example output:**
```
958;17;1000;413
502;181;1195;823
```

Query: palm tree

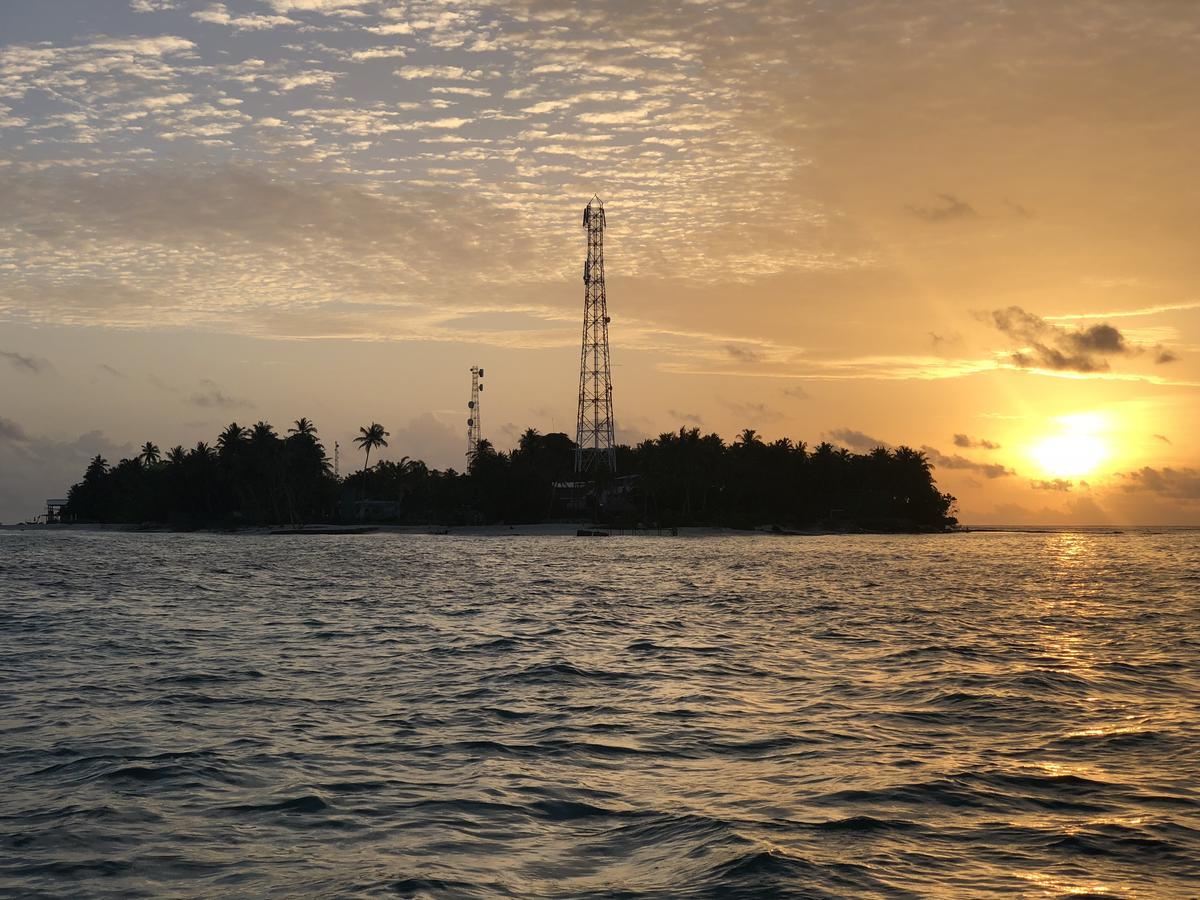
354;423;389;471
84;454;109;481
736;428;761;447
217;423;248;456
166;445;186;466
289;417;317;438
140;441;161;466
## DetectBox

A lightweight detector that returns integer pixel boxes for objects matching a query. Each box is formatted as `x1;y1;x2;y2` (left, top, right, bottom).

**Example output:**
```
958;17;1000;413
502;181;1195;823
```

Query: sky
1;0;1199;526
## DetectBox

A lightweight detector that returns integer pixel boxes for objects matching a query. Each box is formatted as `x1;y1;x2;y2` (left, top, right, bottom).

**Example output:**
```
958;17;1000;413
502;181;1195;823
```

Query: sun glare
1029;412;1111;478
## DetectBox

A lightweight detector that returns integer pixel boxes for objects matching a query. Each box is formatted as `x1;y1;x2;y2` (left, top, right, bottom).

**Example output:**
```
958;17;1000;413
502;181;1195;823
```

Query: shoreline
3;523;1196;536
0;522;956;537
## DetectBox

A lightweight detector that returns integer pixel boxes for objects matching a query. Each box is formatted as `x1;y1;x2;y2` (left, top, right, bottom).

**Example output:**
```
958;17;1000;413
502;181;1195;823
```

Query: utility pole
575;195;616;473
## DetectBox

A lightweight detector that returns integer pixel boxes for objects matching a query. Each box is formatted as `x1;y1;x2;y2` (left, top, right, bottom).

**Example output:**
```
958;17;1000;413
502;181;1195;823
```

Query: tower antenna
575;196;616;473
466;365;483;464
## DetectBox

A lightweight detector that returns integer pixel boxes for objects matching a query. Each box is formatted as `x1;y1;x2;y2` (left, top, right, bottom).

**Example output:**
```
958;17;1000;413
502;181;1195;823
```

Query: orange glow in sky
1029;413;1111;479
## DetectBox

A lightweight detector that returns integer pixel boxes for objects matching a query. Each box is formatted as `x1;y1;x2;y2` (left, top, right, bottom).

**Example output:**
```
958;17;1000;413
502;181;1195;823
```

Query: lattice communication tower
466;365;483;463
575;196;616;473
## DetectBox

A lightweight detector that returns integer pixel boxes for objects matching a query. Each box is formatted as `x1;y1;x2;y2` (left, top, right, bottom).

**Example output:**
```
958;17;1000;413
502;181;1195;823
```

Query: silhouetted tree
62;419;956;531
140;442;161;466
355;423;389;472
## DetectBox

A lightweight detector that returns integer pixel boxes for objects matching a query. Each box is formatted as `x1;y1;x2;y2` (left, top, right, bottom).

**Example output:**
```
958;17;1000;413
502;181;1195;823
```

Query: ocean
2;529;1198;897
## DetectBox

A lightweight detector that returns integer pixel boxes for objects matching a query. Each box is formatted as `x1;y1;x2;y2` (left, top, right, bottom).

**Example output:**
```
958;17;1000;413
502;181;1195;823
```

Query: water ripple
2;529;1199;897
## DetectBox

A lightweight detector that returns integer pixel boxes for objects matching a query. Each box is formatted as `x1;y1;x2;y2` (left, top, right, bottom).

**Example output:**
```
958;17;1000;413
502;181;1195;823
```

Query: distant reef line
54;420;959;533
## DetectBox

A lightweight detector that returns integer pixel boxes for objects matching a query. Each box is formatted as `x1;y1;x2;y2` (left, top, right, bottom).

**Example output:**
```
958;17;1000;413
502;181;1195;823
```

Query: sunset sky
2;0;1198;525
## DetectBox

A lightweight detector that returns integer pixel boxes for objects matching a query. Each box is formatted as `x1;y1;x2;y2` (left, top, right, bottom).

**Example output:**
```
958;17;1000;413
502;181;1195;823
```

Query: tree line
63;420;958;531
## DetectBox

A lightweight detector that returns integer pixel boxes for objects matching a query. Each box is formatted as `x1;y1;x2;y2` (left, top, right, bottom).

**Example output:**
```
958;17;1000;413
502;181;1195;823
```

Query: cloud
396;66;481;81
350;47;409;61
724;343;764;364
88;36;195;56
723;399;782;423
191;4;297;30
827;428;887;451
1031;478;1072;492
98;363;126;377
384;412;463;471
668;409;704;425
908;193;976;222
0;166;541;336
953;433;1000;450
1045;302;1200;322
1004;198;1032;218
1153;434;1171;444
1;349;51;374
265;0;371;11
0;428;134;525
1119;467;1200;501
0;417;28;442
989;306;1176;374
189;379;252;409
921;445;1014;478
140;92;191;109
780;384;809;400
368;23;414;35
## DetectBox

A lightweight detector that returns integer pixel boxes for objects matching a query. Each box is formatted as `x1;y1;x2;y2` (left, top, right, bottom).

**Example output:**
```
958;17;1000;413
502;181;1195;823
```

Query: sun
1029;413;1111;479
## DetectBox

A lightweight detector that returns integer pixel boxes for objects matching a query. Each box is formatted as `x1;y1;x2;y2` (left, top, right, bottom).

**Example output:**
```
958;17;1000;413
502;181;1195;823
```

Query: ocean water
1;530;1199;898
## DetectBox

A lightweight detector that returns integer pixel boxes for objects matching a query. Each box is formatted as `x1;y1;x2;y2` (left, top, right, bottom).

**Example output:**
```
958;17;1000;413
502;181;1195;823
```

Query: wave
5;528;1199;897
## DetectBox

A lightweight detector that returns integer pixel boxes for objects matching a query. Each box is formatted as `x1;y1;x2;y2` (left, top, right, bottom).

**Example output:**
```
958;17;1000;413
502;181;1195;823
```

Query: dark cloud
98;363;126;377
953;433;1000;450
189;379;252;409
929;331;961;350
1153;434;1171;444
989;306;1175;373
1068;323;1126;354
827;428;888;451
0;428;133;524
1004;199;1032;218
1031;478;1072;492
1156;349;1179;364
148;374;179;393
0;417;28;443
1120;467;1200;501
668;409;704;425
724;399;782;422
724;343;764;364
907;193;976;222
1;350;51;374
780;384;809;400
921;445;1014;479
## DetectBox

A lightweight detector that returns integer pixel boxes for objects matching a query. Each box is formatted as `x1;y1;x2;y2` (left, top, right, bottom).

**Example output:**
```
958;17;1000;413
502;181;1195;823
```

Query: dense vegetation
63;420;958;531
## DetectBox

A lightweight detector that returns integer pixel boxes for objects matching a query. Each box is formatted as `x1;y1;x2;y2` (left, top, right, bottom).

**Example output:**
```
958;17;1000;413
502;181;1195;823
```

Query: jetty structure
466;365;483;463
575;195;617;473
